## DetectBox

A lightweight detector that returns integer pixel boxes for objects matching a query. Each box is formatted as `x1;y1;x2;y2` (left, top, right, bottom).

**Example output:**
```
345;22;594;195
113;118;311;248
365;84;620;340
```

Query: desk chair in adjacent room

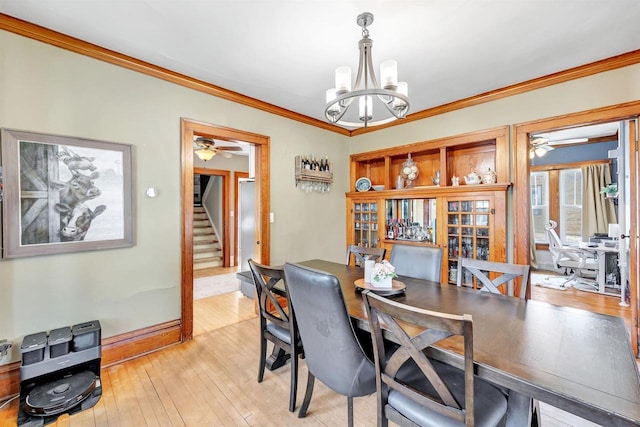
457;257;531;299
345;245;386;267
545;220;599;289
283;262;377;427
249;259;303;412
363;290;508;426
389;243;442;282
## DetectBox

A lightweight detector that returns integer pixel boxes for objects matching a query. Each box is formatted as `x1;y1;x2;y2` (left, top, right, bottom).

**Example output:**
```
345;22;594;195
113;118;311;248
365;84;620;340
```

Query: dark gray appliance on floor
236;270;254;299
17;320;102;427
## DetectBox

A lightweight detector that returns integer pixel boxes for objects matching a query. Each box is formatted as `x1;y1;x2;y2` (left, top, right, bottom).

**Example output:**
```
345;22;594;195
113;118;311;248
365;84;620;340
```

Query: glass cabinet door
446;197;493;288
353;200;379;248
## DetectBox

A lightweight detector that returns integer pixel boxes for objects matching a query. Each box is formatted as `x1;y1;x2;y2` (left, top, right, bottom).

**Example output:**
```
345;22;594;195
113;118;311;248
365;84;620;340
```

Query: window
531;167;583;245
559;169;582;243
530;172;549;242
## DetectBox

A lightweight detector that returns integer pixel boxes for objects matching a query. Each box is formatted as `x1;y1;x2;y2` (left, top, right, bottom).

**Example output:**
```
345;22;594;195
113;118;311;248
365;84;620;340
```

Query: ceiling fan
529;137;554;159
194;137;243;161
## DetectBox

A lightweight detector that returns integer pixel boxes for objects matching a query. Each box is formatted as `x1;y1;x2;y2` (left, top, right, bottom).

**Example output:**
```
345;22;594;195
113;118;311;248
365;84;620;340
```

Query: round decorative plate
355;177;372;192
354;278;406;296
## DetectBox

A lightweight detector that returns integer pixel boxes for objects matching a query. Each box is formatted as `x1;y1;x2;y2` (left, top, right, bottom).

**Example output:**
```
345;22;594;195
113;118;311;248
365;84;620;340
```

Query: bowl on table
372;185;385;191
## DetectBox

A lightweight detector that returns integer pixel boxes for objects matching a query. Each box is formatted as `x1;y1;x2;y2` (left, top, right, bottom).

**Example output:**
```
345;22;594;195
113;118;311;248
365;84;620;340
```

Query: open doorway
514;102;640;355
180;119;270;341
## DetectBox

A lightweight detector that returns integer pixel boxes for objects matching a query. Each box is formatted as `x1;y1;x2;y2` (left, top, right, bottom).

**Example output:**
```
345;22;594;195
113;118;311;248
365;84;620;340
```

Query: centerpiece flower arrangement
372;260;398;288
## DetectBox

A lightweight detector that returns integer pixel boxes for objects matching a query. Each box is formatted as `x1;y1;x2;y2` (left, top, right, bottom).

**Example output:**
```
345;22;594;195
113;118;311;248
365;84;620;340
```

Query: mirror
385;198;437;242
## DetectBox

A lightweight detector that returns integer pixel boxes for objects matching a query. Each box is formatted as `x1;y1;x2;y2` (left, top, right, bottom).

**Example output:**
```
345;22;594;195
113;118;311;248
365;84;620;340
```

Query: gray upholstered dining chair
389;243;442;282
363;290;508;427
345;245;386;266
248;259;303;412
283;262;377;427
456;257;531;299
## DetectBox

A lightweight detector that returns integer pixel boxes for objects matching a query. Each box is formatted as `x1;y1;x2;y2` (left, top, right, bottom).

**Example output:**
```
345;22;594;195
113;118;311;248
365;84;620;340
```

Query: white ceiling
1;1;640;132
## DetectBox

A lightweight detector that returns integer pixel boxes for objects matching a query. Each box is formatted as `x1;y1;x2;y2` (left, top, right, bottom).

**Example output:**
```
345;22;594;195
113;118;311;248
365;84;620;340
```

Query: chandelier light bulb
393;82;408;110
359;96;373;122
326;88;341;117
380;60;398;90
335;66;352;93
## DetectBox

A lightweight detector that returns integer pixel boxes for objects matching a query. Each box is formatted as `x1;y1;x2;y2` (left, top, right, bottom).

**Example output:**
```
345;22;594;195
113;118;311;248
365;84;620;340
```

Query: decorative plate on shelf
355;177;372;192
354;278;406;296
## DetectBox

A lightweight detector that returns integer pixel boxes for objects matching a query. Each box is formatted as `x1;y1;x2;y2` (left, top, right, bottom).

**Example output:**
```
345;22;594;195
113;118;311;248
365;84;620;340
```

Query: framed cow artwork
0;129;134;258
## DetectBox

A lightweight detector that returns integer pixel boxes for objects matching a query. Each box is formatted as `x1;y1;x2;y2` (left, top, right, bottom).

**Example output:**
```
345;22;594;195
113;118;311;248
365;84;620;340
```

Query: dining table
295;259;640;427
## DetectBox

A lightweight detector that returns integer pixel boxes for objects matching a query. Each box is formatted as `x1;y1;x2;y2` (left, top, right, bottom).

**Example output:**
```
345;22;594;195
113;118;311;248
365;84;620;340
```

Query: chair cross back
252;265;290;325
363;290;476;426
345;245;386;266
457;257;530;299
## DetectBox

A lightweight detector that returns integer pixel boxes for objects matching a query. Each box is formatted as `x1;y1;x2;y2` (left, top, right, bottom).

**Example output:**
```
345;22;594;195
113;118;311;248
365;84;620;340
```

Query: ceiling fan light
534;146;552;157
220;151;233;158
195;148;216;161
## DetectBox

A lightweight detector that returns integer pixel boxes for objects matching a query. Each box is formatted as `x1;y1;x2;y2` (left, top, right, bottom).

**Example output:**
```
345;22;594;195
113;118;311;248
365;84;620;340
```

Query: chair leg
347;396;354;427
289;349;298;412
298;371;315;418
258;335;267;383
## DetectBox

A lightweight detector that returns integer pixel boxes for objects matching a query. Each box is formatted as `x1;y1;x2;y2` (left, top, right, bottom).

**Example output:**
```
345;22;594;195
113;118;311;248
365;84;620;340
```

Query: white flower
373;260;398;281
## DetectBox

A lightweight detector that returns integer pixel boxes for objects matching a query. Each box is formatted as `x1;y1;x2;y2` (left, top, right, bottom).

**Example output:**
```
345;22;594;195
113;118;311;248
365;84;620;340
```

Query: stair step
194;246;221;255
194;256;223;269
194;250;219;260
194;206;205;212
194;242;220;251
193;219;211;227
193;213;208;220
194;234;218;243
194;227;213;235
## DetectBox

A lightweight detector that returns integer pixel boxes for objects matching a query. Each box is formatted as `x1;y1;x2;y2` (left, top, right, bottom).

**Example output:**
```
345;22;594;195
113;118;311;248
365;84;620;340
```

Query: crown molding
2;13;639;138
0;13;350;136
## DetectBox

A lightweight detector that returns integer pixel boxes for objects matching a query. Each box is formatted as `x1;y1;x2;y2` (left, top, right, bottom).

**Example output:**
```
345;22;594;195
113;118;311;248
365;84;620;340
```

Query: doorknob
256;241;260;245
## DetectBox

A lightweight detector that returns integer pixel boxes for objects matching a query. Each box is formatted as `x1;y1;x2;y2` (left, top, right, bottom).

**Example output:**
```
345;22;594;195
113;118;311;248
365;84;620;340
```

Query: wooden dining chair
345;245;386;266
248;259;303;412
362;290;508;427
283;262;377;427
456;257;531;299
389;243;442;282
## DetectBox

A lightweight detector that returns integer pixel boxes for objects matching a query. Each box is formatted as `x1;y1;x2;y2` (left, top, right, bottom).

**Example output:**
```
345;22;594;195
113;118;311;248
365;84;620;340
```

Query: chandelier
325;12;410;128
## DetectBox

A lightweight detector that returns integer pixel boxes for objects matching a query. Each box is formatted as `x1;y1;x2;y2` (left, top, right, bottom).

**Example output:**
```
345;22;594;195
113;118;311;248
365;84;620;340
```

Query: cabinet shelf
346;126;510;288
346;183;511;198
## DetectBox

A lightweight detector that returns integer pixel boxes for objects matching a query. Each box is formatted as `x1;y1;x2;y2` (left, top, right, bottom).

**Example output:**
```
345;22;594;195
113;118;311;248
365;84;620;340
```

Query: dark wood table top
298;259;640;427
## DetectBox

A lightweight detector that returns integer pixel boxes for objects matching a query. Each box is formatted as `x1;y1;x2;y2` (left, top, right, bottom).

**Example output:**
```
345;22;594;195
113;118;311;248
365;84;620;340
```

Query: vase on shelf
400;153;419;188
483;168;497;184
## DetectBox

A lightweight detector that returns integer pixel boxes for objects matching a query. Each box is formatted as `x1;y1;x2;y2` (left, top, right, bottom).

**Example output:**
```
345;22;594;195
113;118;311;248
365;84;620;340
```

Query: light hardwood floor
0;280;630;426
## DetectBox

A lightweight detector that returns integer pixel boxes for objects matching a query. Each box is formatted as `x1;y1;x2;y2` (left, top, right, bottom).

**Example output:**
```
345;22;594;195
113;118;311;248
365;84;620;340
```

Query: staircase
193;206;223;269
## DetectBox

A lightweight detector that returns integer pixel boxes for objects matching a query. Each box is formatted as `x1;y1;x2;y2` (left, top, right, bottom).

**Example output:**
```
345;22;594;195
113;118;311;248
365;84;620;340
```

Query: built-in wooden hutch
346;126;511;286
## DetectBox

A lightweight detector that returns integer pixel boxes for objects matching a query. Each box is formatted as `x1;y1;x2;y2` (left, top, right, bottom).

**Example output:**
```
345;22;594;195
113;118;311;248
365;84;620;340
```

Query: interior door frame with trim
513;101;640;356
180;118;270;341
